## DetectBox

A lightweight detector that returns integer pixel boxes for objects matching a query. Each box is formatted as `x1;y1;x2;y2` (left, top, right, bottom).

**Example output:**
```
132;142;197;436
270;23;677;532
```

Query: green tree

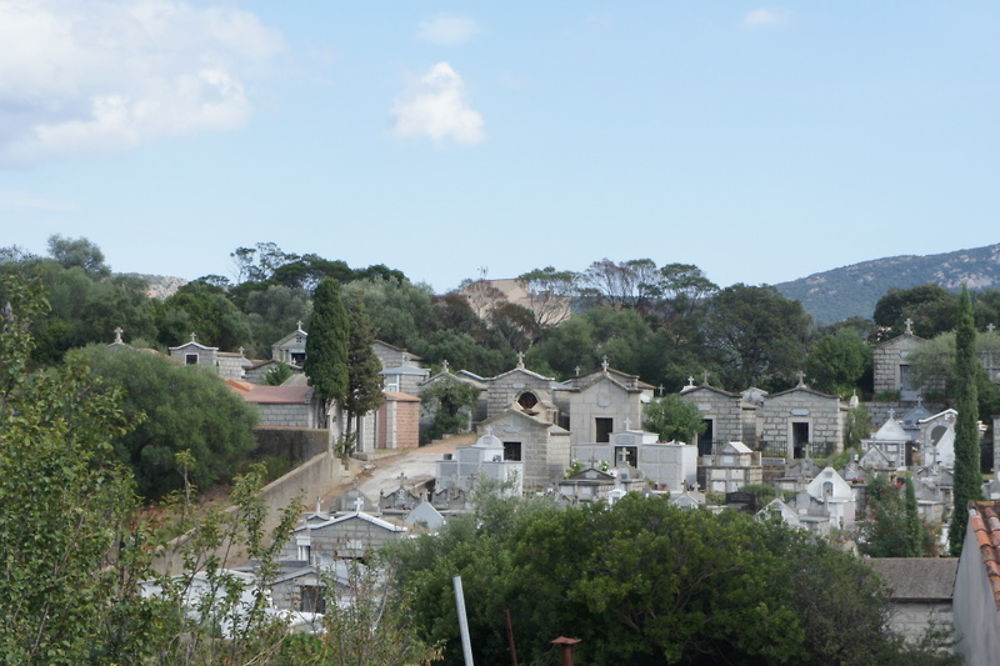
845;403;872;446
420;377;481;443
905;476;924;557
642;394;706;443
806;328;872;394
159;279;251;351
304;278;349;409
873;284;959;339
343;294;385;446
860;475;919;557
264;362;294;386
392;494;926;665
950;285;982;556
70;344;259;498
704;284;812;390
47;233;111;278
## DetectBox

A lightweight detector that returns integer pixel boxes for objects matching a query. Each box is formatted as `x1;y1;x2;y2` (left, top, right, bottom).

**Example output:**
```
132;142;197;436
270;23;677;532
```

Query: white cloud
0;0;284;166
0;190;79;212
742;8;787;29
391;63;485;146
417;15;479;46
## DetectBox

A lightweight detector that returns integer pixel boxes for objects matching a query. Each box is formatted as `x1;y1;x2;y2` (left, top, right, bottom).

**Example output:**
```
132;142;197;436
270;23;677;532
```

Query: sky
2;1;1000;293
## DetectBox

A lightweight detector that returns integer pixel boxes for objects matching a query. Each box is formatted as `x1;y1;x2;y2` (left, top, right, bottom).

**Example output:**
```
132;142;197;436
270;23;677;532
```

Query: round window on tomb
517;391;538;409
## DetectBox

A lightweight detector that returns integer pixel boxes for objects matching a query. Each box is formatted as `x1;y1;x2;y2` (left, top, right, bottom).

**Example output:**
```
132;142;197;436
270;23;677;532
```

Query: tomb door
698;419;714;456
595;417;613;443
792;422;810;459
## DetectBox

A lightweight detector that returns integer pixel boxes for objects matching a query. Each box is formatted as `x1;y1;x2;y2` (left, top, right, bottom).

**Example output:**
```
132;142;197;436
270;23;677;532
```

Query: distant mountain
774;243;1000;324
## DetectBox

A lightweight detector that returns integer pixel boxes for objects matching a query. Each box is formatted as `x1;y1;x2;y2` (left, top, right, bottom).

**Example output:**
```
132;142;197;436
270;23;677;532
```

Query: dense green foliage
391;494;934;665
70;345;259;498
874;284;959;339
950;286;982;556
304;278;349;406
419;378;481;443
860;475;933;558
806;329;872;395
642;394;707;442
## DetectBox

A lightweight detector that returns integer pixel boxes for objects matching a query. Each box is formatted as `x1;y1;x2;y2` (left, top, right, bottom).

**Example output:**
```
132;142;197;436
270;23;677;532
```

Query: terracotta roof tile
969;501;1000;613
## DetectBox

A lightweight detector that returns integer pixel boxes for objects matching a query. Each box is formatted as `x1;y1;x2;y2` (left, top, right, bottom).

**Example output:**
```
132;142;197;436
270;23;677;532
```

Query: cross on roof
397;471;407;485
442;359;450;372
624;417;632;430
989;323;997;333
657;384;665;397
686;375;695;387
296;320;304;331
190;332;198;342
796;370;806;387
888;408;896;420
353;496;365;513
574;365;581;376
516;351;525;368
904;317;914;335
601;355;609;372
484;425;494;437
113;326;123;344
238;345;245;355
702;370;709;385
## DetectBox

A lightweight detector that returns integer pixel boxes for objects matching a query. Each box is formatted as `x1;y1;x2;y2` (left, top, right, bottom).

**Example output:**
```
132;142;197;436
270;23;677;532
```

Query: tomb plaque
790;408;810;416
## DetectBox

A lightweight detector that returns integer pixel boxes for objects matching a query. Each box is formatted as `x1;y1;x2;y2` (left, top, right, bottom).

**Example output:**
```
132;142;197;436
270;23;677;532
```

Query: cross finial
904;317;914;335
796;370;806;387
442;359;450;372
398;471;407;485
888;408;896;420
516;351;525;368
190;332;197;342
686;375;695;387
601;355;609;372
113;326;123;344
353;496;364;513
574;365;581;376
238;345;245;356
485;425;494;437
657;384;665;397
296;320;304;331
702;370;709;385
989;323;996;333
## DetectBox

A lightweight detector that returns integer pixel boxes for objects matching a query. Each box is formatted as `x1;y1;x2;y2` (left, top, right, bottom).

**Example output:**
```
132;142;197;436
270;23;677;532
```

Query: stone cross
190;332;198;342
624;417;632;430
702;370;709;385
574;366;581;376
485;425;494;437
238;345;245;356
296;320;304;331
442;359;450;372
888;408;896;420
989;323;996;333
516;351;525;368
353;496;364;513
397;471;407;486
904;318;914;335
796;370;806;387
601;355;609;372
113;326;123;344
686;375;695;387
657;384;665;397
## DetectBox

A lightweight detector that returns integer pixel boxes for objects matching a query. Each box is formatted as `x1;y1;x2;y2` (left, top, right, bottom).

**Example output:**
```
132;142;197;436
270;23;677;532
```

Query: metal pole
453;575;474;666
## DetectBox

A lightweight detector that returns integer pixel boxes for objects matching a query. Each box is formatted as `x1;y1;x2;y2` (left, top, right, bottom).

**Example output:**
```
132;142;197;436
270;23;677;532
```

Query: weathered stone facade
562;373;648;445
479;409;570;488
758;385;845;459
279;512;407;562
677;384;759;452
485;366;557;421
873;331;925;398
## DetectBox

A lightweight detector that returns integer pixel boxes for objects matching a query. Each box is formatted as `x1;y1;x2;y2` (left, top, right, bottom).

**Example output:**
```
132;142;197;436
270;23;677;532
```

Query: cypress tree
904;477;922;556
304;278;349;408
342;293;385;448
949;285;982;556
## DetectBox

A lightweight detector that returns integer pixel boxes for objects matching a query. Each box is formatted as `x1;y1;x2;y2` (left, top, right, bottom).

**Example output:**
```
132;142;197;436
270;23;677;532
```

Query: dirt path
318;434;475;510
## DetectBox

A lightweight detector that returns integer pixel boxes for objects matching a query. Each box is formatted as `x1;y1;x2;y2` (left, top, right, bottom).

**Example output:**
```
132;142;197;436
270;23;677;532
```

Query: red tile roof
970;501;1000;610
226;379;314;404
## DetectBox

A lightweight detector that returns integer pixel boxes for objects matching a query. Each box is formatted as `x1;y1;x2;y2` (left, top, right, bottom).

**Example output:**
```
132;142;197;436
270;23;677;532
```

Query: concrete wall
256;402;318;428
253;427;328;461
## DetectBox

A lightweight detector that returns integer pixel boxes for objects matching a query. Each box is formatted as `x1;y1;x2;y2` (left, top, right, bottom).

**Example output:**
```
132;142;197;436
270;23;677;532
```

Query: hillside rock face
124;273;188;300
775;244;1000;324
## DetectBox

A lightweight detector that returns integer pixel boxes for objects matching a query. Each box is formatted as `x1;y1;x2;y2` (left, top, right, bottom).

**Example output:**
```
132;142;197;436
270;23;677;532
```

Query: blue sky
2;1;999;292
